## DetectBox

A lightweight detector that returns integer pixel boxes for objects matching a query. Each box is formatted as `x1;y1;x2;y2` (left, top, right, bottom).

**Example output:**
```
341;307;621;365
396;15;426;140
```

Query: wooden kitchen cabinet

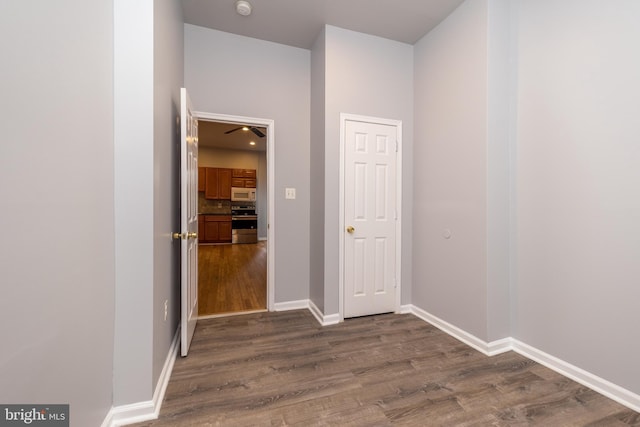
204;221;220;242
218;168;231;199
204;167;232;199
219;221;232;241
232;169;252;177
204;168;218;199
198;167;205;192
201;215;232;243
198;214;204;240
230;169;257;188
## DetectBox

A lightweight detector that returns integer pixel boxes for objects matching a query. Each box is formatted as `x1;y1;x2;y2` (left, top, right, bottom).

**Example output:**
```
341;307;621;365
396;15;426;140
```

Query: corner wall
413;0;492;340
152;0;184;393
309;28;326;311
413;0;640;401
514;0;640;395
114;0;185;408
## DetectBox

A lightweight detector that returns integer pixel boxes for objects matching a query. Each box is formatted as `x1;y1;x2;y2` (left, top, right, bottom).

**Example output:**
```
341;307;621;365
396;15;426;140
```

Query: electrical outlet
285;188;296;200
164;300;168;321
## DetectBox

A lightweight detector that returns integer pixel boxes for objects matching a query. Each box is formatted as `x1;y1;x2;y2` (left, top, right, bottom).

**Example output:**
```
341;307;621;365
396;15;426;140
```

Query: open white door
179;88;199;356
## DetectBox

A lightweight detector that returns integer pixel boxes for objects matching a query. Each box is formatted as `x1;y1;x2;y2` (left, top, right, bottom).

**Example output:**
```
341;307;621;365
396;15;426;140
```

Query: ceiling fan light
236;0;252;16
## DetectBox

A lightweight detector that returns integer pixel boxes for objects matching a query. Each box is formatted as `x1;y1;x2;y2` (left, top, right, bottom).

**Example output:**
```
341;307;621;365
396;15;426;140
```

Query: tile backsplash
198;195;231;214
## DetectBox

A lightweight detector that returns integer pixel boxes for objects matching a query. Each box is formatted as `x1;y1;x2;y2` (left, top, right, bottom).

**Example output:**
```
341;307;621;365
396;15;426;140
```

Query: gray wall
0;1;115;425
413;0;640;397
185;25;311;304
412;0;512;344
486;0;512;342
309;28;326;311
152;0;184;394
113;0;155;405
114;0;184;406
514;0;640;394
323;26;414;315
413;0;492;340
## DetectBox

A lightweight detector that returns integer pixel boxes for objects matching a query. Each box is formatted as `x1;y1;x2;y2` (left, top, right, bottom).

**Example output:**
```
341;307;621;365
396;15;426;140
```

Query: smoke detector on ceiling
235;0;252;16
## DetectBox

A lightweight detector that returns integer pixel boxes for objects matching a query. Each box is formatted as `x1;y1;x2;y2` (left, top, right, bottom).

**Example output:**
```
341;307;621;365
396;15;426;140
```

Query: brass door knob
346;226;355;234
172;232;197;240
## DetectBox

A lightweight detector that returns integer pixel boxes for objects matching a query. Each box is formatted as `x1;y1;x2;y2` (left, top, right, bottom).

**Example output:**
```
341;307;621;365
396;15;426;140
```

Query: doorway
339;113;402;320
194;112;275;316
198;241;267;314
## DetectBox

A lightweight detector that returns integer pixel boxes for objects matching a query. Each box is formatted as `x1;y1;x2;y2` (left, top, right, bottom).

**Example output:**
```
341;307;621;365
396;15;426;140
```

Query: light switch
285;188;296;200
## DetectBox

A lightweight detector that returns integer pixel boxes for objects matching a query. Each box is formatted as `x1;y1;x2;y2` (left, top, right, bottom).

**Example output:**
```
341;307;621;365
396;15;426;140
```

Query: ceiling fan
224;126;265;138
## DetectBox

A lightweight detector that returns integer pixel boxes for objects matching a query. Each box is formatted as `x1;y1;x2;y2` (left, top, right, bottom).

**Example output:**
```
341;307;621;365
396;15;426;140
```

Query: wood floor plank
130;311;639;426
198;242;267;315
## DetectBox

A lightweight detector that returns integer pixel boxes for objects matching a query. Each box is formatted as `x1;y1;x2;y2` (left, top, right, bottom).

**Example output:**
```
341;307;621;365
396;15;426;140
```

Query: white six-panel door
180;88;199;356
343;118;399;318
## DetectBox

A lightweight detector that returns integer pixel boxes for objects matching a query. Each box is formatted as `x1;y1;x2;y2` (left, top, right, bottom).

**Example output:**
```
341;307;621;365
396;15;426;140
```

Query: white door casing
341;114;402;319
180;88;199;356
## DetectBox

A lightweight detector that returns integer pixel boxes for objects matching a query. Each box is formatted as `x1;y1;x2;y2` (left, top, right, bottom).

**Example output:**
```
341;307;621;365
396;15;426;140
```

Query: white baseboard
273;299;310;311
512;339;640;413
272;298;340;326
198;309;267;320
101;407;114;427
321;312;340;326
486;337;513;356
408;304;510;356
399;304;413;314
307;299;323;324
406;304;640;414
103;327;180;427
307;299;341;326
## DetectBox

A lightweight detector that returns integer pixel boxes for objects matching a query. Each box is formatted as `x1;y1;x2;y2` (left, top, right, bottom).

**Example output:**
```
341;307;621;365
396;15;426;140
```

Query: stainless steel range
231;203;258;244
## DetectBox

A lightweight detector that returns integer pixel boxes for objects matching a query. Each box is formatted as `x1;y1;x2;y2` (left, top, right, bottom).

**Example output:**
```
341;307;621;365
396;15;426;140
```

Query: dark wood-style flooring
198;242;267;316
132;310;639;426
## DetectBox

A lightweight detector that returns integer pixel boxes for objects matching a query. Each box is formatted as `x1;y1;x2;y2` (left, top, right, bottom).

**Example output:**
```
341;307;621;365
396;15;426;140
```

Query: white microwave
231;187;256;202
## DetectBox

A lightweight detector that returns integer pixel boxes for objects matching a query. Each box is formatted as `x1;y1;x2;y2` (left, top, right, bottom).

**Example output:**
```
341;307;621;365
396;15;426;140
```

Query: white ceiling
182;0;466;50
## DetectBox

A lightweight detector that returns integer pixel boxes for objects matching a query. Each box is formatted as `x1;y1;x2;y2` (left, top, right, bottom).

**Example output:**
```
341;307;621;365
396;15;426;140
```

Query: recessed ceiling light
249;141;256;146
236;1;252;16
242;126;249;131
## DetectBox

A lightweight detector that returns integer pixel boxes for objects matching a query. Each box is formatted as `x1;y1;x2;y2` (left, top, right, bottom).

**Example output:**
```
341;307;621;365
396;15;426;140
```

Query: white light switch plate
285;188;296;199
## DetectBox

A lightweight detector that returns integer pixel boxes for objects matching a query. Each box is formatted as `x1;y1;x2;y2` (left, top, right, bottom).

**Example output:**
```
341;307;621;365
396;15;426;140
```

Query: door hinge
395;140;399;152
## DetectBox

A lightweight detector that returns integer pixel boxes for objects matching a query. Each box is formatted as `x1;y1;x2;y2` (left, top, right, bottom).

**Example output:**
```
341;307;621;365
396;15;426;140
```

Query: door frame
194;111;275;312
339;113;402;321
